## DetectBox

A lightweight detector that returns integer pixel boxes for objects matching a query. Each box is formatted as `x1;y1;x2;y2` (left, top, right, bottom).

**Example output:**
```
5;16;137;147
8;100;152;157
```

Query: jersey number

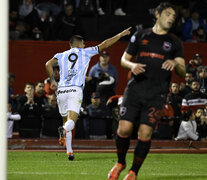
68;53;78;69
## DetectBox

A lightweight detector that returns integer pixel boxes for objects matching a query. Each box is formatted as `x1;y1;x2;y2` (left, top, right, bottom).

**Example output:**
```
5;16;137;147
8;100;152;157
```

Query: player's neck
152;24;168;35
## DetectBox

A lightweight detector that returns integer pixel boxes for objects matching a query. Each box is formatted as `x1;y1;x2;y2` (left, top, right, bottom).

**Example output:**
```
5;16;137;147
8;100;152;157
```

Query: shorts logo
162;41;172;51
120;106;127;116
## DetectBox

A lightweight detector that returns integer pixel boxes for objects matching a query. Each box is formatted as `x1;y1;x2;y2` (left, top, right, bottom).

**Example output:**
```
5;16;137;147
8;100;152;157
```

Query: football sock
66;131;73;154
130;137;151;175
64;119;75;132
116;133;130;165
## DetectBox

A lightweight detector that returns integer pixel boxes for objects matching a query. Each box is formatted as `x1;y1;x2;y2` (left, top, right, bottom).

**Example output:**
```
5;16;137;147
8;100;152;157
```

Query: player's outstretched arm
98;27;131;52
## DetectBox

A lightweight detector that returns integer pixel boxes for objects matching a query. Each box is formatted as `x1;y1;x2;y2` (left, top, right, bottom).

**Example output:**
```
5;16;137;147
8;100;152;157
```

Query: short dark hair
35;81;44;86
182;110;193;121
69;35;84;45
24;82;34;89
155;2;176;16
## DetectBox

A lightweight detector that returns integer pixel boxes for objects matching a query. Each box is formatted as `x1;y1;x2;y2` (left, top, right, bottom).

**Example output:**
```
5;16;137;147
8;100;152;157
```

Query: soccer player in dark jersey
107;2;186;180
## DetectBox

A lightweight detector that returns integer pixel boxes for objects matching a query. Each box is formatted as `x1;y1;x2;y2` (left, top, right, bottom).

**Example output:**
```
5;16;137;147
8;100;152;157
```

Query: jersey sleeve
84;46;99;58
125;31;140;56
54;53;62;60
173;37;184;58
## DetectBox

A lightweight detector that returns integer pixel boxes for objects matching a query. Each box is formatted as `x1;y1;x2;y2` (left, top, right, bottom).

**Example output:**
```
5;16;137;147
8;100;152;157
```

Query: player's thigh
140;95;165;130
117;120;134;136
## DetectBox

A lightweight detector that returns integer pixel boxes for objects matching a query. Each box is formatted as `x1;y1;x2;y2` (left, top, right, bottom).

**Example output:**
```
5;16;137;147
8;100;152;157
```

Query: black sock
130;138;151;175
116;134;130;165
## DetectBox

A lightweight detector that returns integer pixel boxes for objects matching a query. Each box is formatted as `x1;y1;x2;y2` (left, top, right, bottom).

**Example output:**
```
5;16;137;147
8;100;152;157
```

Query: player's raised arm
98;27;131;52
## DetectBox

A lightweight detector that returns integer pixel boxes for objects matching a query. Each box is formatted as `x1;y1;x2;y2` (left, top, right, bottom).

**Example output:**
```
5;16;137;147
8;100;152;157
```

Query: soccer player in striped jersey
45;27;131;160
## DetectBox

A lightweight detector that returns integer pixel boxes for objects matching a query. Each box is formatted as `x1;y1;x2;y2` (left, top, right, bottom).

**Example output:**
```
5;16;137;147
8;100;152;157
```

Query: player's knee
138;125;153;140
117;126;132;137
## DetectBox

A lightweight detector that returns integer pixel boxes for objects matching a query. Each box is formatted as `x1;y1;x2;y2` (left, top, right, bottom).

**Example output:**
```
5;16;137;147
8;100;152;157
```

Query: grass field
7;151;207;180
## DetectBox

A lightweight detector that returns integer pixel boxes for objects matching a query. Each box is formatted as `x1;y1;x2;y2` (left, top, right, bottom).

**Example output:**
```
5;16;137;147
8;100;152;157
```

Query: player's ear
154;10;159;19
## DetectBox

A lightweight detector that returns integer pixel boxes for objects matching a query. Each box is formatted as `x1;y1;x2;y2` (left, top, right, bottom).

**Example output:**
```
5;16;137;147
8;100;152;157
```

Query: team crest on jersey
130;35;136;43
162;41;172;51
120;106;127;116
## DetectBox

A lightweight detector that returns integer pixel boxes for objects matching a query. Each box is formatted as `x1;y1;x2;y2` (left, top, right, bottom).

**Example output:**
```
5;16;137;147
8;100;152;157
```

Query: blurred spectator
84;92;112;139
106;94;123;138
175;110;199;141
35;0;61;18
179;72;194;98
182;9;207;42
19;0;34;19
54;3;80;41
17;82;43;138
9;10;19;32
24;4;56;40
78;0;96;16
34;81;48;108
113;0;126;16
154;95;174;140
195;108;207;141
172;6;190;37
181;79;207;113
186;53;202;78
193;26;207;42
44;62;59;98
41;94;62;138
9;9;30;40
96;0;106;16
88;51;118;103
8;73;19;111
197;66;207;94
168;82;183;137
7;103;21;138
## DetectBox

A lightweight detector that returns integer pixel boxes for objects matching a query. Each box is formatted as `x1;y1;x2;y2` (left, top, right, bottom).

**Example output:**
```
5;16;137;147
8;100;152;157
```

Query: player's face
158;8;176;31
79;40;85;48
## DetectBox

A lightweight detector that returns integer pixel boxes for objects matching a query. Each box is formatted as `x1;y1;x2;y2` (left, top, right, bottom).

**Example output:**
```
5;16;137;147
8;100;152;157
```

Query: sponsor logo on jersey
140;52;164;60
141;39;149;45
162;41;172;51
120;106;127;116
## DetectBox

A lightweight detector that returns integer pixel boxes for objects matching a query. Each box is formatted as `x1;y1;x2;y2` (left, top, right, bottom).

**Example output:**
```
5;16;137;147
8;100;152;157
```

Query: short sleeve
54;53;62;60
173;37;184;58
125;31;140;56
84;46;99;58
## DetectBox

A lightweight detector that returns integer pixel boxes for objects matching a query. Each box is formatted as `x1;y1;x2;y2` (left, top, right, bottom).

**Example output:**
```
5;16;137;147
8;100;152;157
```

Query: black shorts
119;80;166;129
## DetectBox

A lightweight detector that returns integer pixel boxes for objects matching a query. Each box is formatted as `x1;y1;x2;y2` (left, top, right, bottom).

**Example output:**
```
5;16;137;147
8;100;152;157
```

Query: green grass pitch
7;151;207;180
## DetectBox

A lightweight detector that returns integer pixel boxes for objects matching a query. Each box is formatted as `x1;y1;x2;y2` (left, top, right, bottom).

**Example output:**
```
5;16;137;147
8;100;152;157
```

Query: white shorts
57;86;83;117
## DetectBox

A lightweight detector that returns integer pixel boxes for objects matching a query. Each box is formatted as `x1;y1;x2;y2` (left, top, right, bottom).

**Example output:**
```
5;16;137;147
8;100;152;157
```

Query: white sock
66;131;73;154
63;119;75;132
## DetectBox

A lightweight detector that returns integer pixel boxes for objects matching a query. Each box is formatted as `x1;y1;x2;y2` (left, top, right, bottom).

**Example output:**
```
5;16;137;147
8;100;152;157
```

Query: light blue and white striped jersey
54;46;99;88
